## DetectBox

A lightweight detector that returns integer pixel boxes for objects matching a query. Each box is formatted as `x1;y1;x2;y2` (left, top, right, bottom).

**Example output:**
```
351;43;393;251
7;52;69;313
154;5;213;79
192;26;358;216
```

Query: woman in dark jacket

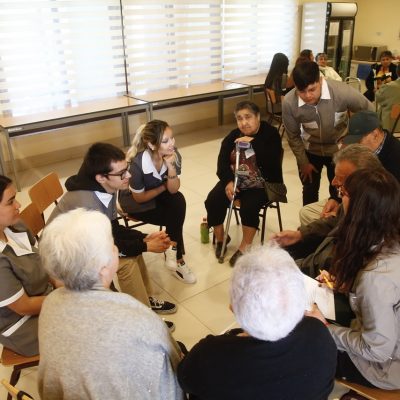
205;101;283;266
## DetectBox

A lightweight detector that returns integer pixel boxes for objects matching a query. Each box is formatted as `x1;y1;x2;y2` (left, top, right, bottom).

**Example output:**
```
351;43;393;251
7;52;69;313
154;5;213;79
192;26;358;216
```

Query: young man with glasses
48;143;178;326
282;61;373;207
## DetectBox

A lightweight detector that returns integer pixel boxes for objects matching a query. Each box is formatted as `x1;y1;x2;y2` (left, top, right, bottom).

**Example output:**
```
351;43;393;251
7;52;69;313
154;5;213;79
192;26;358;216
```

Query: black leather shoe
229;249;243;267
215;235;231;258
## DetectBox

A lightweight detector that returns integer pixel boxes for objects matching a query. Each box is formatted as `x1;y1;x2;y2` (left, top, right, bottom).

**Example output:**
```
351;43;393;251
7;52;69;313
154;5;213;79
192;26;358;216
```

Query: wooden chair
336;378;400;400
0;348;39;400
390;103;400;136
19;203;45;240
28;172;63;222
265;88;285;138
1;379;34;400
116;192;162;231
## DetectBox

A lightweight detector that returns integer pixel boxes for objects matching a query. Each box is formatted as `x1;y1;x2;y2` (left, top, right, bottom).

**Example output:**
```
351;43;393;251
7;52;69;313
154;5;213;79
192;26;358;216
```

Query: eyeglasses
337;185;349;198
104;162;130;180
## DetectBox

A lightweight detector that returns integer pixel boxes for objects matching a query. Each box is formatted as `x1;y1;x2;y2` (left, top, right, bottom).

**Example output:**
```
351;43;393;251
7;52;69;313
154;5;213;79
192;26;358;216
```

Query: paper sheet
304;274;336;320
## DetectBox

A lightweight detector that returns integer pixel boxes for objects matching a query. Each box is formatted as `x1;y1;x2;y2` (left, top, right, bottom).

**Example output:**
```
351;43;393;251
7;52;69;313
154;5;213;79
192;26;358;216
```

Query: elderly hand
270;230;302;246
300;163;318;183
225;181;238;201
321;199;339;218
235;136;254;143
145;231;171;253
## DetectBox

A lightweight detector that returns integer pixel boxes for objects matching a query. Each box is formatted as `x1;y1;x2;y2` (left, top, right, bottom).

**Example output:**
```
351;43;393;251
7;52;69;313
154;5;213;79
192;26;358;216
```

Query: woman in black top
204;101;283;266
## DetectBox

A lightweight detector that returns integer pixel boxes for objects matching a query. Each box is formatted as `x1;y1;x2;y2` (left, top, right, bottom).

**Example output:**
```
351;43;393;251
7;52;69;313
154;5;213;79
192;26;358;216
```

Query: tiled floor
0;122;348;399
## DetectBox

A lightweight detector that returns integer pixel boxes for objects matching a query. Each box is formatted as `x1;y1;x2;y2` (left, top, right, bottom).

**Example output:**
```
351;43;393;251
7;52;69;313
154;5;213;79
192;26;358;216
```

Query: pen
319;269;334;290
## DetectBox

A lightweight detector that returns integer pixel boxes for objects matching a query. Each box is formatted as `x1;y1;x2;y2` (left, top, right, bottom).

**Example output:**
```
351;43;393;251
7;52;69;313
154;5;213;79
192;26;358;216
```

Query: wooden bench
0;96;148;190
336;379;400;400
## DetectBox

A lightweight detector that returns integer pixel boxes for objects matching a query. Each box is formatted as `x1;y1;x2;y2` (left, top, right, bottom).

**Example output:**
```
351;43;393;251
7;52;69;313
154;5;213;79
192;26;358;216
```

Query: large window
123;1;222;95
222;0;298;79
0;0;298;115
0;0;125;116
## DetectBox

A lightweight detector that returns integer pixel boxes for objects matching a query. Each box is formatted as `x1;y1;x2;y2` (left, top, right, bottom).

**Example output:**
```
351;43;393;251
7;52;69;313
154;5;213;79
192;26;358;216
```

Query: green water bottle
200;217;209;244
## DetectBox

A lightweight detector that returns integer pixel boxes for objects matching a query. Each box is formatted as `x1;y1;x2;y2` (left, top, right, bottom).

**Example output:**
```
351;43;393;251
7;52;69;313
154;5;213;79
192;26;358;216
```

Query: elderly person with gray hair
274;144;382;261
177;246;336;400
38;208;183;400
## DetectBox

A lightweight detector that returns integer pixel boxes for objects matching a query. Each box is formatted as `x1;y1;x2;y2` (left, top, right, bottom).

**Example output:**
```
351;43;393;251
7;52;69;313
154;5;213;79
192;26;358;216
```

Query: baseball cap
343;110;381;144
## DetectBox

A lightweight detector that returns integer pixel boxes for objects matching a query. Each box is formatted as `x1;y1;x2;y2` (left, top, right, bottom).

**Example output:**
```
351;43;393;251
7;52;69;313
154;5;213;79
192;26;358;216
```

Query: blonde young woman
119;120;196;284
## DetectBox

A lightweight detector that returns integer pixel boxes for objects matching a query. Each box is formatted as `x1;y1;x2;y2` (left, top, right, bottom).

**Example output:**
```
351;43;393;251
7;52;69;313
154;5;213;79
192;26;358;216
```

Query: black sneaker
229;249;243;267
149;297;177;315
164;319;176;333
215;235;231;258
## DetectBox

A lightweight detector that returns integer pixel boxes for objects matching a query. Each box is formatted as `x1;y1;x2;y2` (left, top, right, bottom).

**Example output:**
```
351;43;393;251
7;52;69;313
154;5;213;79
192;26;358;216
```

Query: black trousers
130;191;186;259
205;181;267;229
336;351;377;388
300;151;336;206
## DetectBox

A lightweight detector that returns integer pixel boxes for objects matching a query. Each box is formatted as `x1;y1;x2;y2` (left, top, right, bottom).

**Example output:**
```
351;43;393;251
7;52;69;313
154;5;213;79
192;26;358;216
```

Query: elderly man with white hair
177;246;337;400
38;208;184;400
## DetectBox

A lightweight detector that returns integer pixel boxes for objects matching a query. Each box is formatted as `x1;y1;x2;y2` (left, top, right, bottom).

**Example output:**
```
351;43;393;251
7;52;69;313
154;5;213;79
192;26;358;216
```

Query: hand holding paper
303;274;335;321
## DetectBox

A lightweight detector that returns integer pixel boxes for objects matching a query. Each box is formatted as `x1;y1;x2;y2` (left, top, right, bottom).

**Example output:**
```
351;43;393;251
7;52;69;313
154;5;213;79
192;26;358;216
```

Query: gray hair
39;208;115;291
230;245;305;341
333;144;382;170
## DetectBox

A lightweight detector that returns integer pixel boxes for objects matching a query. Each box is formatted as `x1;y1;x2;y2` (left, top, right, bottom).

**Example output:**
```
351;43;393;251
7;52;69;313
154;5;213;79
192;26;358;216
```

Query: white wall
298;0;400;56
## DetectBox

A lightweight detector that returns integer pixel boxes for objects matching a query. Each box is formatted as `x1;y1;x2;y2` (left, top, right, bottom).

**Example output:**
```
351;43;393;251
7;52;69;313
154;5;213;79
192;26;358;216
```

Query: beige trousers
299;199;327;226
117;255;152;308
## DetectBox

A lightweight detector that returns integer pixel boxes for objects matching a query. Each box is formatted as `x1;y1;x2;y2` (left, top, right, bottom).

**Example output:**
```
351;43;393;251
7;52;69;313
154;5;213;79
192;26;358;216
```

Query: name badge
245;148;255;158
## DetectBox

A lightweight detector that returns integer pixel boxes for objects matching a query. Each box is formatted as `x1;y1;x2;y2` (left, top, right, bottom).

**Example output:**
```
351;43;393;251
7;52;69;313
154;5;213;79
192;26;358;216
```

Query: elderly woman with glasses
38;208;184;400
308;168;400;390
119;120;196;285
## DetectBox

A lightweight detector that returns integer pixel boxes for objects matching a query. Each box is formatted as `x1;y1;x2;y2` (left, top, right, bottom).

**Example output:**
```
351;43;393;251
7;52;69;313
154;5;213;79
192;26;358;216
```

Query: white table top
0;96;147;129
128;80;249;103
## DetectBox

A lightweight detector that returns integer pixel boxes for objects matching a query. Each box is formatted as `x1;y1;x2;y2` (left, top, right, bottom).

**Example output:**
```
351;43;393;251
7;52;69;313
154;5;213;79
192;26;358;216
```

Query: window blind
0;0;125;116
0;0;298;116
122;0;222;95
222;0;298;79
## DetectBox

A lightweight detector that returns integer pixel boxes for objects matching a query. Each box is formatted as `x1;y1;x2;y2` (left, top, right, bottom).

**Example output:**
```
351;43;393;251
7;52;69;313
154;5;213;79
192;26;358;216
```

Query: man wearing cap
282;61;373;208
343;110;400;182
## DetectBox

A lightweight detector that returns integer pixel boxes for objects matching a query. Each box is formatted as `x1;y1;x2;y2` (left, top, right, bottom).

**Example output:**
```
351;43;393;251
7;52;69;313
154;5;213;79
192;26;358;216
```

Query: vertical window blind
0;0;297;116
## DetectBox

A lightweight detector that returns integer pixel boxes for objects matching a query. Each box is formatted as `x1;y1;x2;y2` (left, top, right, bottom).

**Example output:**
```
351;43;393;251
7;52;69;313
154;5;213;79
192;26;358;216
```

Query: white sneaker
164;246;178;271
172;261;197;284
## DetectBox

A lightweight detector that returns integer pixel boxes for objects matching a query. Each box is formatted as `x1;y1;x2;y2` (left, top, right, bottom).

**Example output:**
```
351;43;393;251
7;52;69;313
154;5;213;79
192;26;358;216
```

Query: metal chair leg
276;202;283;231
